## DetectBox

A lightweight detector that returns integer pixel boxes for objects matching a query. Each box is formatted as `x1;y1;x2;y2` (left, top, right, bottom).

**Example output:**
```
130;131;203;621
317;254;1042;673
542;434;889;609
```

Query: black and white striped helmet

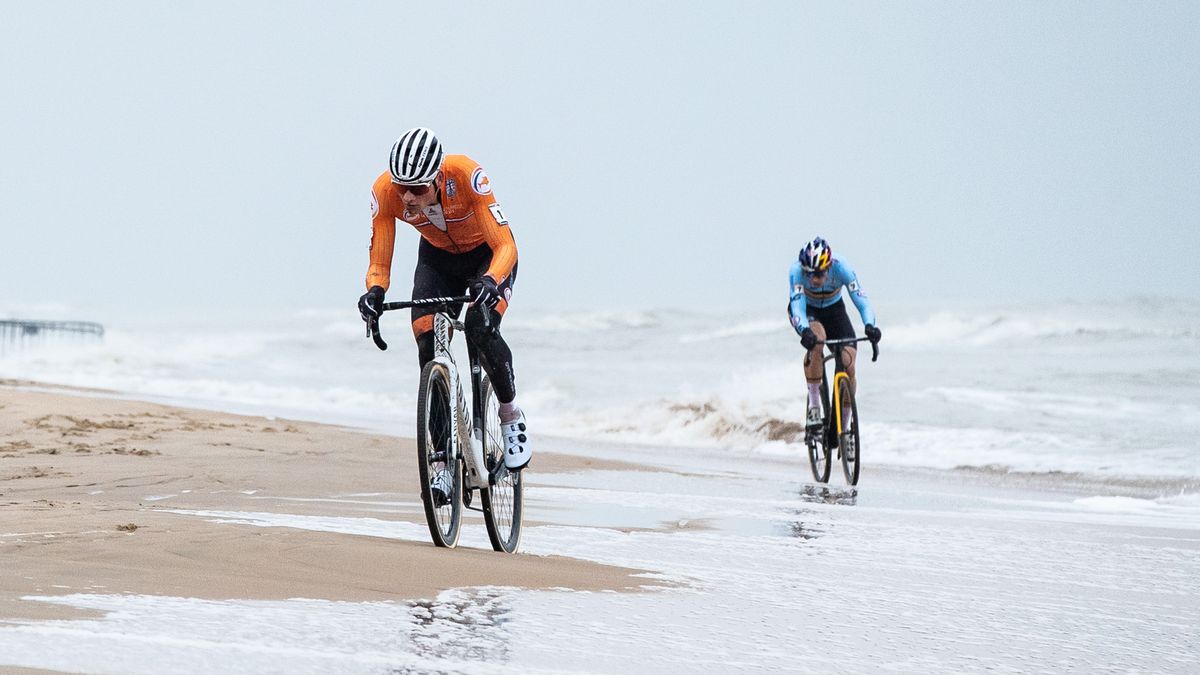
389;127;444;185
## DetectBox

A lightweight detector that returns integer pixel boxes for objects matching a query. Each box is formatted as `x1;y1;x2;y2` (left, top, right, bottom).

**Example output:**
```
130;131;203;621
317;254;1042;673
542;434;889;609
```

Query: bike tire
416;361;462;548
839;378;861;485
478;374;523;553
807;379;832;483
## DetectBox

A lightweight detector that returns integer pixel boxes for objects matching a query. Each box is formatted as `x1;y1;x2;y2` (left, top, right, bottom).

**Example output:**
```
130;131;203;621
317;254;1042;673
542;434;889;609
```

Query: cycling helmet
389;127;444;185
799;237;833;273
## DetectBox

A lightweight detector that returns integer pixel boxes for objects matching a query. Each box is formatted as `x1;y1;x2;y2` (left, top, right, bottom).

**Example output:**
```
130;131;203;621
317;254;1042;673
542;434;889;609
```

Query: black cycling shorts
410;238;517;335
808;299;857;341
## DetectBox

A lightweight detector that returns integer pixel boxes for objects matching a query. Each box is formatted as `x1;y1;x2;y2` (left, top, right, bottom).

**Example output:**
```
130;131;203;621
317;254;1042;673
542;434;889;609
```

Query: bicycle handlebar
803;336;880;367
379;296;473;312
366;295;475;351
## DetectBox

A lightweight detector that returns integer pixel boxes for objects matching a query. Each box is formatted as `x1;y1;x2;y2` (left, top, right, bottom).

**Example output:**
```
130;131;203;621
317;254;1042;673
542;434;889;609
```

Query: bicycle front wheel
478;373;523;553
807;380;832;483
838;378;861;486
416;361;462;548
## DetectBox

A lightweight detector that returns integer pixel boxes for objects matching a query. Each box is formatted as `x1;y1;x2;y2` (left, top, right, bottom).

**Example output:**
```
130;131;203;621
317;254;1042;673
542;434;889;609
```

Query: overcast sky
2;1;1197;319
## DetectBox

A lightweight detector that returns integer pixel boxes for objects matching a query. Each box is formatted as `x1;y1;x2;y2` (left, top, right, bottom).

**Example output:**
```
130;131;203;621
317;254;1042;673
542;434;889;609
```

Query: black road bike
368;297;522;553
804;337;878;486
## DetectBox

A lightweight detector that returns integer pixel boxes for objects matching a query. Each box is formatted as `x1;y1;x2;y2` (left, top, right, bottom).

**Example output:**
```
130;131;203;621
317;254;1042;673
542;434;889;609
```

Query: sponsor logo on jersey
445;179;457;198
503;287;513;301
793;283;802;294
370;190;379;219
423;204;448;232
848;280;860;292
471;167;492;195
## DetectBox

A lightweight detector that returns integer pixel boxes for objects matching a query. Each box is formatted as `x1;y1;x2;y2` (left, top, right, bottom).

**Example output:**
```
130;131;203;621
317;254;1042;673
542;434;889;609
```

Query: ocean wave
677;319;783;343
912;386;1200;425
503;310;663;333
544;398;1200;477
886;311;1197;348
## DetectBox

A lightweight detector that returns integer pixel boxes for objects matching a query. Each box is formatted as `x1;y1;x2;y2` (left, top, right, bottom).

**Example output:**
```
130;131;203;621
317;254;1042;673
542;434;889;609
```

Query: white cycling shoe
501;408;531;471
806;406;823;428
429;467;453;507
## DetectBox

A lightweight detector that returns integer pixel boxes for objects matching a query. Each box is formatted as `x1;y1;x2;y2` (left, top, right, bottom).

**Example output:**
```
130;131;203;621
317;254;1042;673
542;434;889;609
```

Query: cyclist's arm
834;259;876;326
472;187;517;286
366;184;396;291
788;262;809;331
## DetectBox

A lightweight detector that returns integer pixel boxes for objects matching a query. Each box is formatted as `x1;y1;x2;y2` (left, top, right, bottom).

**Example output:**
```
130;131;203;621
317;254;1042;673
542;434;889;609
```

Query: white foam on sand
1072;494;1200;519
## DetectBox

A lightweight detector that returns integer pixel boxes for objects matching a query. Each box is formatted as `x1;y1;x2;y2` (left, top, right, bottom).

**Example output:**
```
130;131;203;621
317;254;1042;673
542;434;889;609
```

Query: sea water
2;296;1197;480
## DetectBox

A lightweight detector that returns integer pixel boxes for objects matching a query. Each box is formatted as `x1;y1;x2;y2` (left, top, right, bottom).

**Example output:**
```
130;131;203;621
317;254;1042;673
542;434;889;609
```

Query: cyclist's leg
411;240;468;368
844;347;858;394
464;262;517;404
802;319;827;424
465;304;515;402
804;320;827;382
819;301;858;393
465;260;529;469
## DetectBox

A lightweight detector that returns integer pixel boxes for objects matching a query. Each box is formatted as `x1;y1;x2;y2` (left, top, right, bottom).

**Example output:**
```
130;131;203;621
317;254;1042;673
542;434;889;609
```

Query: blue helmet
799;237;832;273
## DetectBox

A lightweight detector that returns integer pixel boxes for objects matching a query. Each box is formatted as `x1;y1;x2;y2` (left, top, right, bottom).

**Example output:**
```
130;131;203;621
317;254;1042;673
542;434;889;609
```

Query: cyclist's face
807;269;829;283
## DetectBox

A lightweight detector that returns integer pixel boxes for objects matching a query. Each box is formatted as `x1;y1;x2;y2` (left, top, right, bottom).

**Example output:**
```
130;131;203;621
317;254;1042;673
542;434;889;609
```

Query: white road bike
369;296;523;552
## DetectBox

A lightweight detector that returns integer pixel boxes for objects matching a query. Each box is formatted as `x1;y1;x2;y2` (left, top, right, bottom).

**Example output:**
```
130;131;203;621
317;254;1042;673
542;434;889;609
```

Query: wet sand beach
0;386;654;624
1;383;1197;673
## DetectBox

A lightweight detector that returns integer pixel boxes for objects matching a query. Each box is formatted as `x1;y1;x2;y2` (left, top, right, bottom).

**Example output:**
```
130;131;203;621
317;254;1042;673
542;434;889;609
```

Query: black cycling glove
800;327;818;351
864;324;882;344
470;276;501;310
358;286;385;322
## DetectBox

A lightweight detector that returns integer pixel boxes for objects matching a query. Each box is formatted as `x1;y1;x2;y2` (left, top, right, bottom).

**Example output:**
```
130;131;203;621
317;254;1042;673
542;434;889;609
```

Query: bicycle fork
831;371;850;435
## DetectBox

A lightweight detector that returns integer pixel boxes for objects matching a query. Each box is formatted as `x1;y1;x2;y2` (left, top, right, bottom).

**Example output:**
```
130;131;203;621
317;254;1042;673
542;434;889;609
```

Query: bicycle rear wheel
806;380;832;483
478;373;523;553
838;378;861;485
416;361;462;548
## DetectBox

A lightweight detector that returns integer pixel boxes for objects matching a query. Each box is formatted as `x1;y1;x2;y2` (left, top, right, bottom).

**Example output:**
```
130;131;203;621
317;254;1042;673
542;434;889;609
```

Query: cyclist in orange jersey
358;128;530;476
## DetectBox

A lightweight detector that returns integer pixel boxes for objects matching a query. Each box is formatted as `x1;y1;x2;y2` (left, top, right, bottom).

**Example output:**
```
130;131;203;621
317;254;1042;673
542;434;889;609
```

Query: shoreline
5;377;1195;498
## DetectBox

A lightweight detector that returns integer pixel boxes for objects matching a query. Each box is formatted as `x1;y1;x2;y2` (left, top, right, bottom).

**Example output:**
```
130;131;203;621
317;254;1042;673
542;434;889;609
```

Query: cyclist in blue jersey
788;237;882;425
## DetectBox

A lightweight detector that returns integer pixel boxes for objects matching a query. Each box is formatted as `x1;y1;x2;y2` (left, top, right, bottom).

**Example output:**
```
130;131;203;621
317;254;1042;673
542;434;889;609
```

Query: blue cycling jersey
788;258;876;331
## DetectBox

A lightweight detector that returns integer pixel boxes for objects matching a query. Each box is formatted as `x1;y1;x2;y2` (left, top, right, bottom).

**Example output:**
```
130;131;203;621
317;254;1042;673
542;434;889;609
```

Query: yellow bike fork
832;371;850;435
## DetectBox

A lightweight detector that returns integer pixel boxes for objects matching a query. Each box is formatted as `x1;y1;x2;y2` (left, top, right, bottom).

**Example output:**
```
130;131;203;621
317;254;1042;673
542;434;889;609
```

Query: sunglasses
804;267;829;276
396;182;433;196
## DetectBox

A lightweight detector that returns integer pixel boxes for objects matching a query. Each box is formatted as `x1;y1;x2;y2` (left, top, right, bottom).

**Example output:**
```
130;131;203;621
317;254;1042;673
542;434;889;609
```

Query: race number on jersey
488;203;509;225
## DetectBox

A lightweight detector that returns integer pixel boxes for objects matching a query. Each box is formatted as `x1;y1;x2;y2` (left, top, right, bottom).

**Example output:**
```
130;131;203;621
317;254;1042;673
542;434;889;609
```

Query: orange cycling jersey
366;154;517;291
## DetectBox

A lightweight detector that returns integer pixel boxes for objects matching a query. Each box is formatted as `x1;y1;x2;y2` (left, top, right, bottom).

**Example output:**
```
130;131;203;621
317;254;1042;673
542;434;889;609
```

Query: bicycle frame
430;311;491;491
370;296;493;490
805;336;877;436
